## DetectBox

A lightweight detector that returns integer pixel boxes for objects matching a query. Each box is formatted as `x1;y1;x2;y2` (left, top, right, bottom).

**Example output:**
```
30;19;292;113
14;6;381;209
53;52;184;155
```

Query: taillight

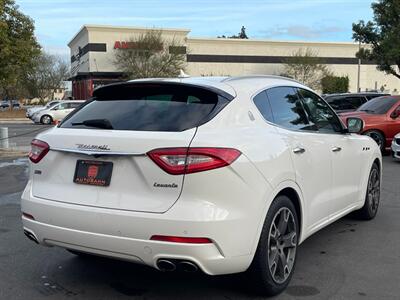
147;147;241;175
29;139;49;163
150;235;212;244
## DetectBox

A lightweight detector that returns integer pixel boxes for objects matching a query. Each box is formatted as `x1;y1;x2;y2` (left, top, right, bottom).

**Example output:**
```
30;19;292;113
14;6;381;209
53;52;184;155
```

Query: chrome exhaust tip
179;261;198;272
24;230;39;244
157;259;176;272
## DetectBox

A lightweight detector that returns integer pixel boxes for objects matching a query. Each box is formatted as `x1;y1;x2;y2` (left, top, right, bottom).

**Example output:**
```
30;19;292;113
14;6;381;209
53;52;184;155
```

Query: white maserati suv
21;76;382;296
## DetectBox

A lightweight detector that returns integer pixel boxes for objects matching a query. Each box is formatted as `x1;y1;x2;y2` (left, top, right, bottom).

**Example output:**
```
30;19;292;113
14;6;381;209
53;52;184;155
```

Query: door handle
332;146;342;152
293;147;306;154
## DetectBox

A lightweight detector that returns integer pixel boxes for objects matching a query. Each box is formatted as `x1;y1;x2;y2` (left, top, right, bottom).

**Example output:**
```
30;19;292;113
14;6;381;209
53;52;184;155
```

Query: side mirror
390;109;400;119
347;117;364;133
51;107;58;111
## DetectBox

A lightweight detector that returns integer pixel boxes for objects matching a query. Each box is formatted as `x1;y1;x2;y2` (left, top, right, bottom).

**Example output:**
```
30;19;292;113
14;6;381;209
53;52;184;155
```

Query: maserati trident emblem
87;165;99;178
76;144;111;151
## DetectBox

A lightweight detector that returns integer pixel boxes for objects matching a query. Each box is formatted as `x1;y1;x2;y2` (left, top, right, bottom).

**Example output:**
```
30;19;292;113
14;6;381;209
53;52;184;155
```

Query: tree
218;26;249;39
353;0;400;79
25;52;69;103
113;30;186;79
282;48;331;90
321;75;349;94
0;0;41;99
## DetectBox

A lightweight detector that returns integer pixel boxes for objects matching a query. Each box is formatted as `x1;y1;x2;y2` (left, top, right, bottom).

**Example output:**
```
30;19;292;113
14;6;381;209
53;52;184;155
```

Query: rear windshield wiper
71;119;113;129
358;109;375;113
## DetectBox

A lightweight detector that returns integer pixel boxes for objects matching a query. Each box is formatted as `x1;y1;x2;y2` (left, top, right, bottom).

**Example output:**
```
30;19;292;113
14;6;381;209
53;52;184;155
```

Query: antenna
178;69;190;78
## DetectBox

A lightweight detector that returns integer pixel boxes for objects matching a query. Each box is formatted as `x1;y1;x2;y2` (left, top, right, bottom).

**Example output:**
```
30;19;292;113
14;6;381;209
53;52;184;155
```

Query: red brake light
150;235;212;244
147;147;241;175
29;139;49;163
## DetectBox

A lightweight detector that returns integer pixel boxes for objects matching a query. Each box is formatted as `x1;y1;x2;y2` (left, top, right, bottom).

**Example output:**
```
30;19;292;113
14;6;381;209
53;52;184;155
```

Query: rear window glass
60;83;230;132
357;96;398;114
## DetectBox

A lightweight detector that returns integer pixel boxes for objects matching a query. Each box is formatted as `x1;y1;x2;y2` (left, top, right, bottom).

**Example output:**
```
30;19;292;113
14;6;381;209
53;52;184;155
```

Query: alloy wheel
41;115;51;125
367;167;380;215
267;207;297;284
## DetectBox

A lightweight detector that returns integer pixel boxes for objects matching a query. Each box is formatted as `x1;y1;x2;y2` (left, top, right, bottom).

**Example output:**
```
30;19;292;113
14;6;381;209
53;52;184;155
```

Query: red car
339;95;400;151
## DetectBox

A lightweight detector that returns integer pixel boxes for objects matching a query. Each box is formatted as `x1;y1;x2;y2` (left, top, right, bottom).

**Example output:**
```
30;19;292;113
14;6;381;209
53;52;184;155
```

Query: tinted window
298;89;343;133
325;96;365;110
46;101;59;108
357;96;398;114
266;87;311;130
253;91;273;122
61;84;230;132
365;94;389;100
346;96;366;108
326;96;354;110
69;102;82;109
57;103;69;110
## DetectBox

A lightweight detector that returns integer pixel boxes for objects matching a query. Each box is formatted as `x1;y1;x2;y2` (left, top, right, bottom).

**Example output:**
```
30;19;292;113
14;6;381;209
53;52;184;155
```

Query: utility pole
357;41;361;92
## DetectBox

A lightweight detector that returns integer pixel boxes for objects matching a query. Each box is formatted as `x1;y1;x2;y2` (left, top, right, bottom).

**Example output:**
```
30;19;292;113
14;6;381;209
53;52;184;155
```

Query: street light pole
357;41;361;92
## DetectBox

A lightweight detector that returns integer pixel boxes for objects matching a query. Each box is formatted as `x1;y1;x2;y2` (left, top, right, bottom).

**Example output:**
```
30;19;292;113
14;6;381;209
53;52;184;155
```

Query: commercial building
68;25;399;99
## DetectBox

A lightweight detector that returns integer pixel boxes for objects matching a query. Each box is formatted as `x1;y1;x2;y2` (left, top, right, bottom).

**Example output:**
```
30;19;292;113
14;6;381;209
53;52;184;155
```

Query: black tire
40;114;53;125
247;195;299;296
354;163;380;220
364;130;385;152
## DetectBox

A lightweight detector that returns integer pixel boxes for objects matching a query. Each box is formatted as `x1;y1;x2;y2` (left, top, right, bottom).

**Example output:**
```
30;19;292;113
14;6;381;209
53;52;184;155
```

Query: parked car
391;133;400;160
32;100;84;124
11;100;20;109
339;95;400;151
22;76;381;296
1;100;10;109
324;92;390;113
26;100;61;119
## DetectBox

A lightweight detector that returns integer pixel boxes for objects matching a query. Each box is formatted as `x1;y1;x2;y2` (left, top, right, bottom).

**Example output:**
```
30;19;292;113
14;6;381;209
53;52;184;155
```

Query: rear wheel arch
373;157;381;172
363;129;386;150
275;187;302;240
251;183;305;255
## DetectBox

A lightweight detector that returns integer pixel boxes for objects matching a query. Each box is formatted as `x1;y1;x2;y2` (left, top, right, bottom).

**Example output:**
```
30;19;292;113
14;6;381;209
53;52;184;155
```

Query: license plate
73;160;113;187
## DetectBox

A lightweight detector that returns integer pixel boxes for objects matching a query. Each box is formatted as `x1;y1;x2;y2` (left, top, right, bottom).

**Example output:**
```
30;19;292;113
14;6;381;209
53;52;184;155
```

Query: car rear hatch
31;81;234;213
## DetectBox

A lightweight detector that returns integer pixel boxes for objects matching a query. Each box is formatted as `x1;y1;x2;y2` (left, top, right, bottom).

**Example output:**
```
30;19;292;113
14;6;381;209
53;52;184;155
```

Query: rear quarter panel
187;94;301;256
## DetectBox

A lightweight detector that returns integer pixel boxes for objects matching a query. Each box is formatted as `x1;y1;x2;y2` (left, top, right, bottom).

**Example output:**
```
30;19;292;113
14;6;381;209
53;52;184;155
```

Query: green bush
321;76;349;94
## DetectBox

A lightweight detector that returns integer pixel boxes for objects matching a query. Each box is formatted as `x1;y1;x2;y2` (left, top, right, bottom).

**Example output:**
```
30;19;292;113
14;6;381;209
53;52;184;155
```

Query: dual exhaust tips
157;259;198;272
24;230;39;244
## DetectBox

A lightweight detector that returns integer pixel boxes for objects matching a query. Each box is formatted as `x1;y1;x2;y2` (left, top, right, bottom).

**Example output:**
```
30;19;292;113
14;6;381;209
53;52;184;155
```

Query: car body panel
391;133;400;159
339;98;400;148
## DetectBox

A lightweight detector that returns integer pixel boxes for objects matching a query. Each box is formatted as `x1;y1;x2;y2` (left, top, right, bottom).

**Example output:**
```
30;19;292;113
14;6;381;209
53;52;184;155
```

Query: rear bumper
21;180;262;275
23;218;252;275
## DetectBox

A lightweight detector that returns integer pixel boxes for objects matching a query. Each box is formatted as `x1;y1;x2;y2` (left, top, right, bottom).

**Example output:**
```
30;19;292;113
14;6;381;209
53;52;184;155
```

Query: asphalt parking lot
0;123;52;152
0;123;399;299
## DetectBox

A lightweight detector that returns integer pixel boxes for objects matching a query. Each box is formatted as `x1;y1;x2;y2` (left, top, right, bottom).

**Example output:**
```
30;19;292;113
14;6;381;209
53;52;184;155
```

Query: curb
0;119;32;124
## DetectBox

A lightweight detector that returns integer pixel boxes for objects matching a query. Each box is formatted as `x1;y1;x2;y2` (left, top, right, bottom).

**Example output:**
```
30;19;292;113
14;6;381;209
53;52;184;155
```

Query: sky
16;0;374;60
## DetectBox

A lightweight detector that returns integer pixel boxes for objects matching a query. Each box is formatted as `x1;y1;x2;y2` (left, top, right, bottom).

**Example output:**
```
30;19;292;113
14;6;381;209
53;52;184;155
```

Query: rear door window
265;87;312;131
60;83;231;132
345;96;366;108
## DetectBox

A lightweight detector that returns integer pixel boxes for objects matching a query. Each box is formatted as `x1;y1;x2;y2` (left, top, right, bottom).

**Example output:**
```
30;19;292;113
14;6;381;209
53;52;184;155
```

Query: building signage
114;41;136;49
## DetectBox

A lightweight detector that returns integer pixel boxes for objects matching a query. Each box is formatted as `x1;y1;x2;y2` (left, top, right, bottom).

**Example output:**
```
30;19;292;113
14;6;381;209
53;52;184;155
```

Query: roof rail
222;75;302;84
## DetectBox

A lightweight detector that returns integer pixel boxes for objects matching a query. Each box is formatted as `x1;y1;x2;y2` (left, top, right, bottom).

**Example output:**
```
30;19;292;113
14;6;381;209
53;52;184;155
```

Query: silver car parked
32;100;85;124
